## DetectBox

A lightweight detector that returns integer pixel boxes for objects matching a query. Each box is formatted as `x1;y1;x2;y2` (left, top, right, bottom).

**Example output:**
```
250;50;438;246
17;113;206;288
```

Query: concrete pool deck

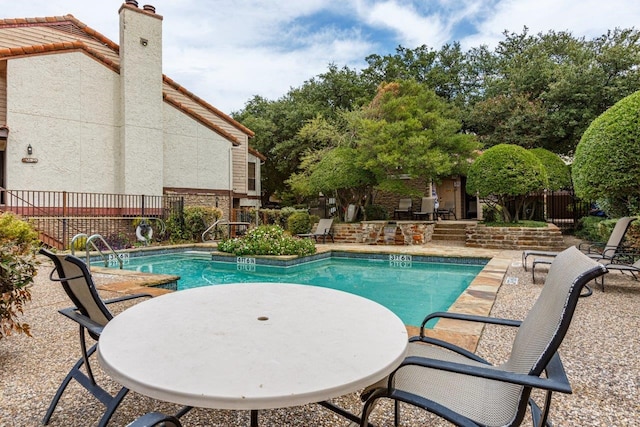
3;240;638;426
88;241;517;352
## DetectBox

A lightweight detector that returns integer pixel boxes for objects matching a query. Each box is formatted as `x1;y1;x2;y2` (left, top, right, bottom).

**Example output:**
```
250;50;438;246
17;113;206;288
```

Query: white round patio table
98;283;408;424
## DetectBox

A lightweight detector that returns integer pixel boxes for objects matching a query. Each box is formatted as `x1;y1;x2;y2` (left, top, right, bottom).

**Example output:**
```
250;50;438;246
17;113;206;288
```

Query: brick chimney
118;2;164;195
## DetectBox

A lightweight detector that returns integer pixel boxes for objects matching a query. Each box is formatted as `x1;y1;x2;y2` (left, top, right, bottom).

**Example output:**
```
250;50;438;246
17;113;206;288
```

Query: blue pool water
120;253;484;327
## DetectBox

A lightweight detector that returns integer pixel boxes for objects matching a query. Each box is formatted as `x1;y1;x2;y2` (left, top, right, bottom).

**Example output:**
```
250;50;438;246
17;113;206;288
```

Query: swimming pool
119;252;485;327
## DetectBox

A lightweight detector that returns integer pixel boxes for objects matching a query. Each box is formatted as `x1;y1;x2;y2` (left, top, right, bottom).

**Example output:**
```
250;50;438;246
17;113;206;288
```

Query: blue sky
3;0;640;113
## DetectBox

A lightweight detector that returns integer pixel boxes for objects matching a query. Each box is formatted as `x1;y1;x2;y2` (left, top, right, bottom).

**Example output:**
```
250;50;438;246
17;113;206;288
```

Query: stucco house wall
6;53;121;193
0;2;261;216
163;105;231;190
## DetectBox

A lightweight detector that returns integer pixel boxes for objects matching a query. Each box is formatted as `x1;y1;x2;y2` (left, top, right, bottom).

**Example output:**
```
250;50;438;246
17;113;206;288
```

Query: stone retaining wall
330;221;436;245
325;221;565;250
465;223;565;250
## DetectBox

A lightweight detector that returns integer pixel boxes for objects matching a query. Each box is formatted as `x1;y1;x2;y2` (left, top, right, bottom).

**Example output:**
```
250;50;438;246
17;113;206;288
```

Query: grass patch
482;220;548;228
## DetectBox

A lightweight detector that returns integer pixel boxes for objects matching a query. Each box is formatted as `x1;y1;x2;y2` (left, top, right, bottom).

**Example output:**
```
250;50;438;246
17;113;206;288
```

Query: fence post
141;194;146;218
62;191;68;250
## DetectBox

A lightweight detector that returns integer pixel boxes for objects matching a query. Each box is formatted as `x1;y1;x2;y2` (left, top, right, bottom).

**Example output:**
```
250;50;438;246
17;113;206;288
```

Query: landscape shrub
364;204;388;220
573;90;640;217
183;206;223;241
0;213;40;340
164;206;223;242
466;144;547;222
287;211;312;234
218;225;316;256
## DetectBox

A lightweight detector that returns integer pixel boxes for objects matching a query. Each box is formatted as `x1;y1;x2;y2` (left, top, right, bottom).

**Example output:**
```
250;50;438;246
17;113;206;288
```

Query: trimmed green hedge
573;90;640;216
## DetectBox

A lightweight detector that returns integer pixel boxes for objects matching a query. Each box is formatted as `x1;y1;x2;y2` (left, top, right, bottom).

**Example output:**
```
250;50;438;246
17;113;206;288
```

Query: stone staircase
431;221;469;243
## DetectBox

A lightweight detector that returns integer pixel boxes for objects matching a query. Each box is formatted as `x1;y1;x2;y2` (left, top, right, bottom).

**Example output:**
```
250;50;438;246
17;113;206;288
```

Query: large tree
233;65;373;203
466;28;640;154
289;81;479;218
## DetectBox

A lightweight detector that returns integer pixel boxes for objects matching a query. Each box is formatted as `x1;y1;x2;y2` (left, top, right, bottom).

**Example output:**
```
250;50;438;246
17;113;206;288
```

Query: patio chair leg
42;361;78;424
97;387;129;427
43;343;129;426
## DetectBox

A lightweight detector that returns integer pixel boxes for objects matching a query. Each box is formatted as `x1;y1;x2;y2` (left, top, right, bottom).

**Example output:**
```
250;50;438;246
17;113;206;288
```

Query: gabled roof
0;13;255;145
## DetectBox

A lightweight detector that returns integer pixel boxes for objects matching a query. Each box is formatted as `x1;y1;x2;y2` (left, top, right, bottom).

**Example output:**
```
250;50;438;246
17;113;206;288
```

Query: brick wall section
466;224;565;250
329;221;435;245
375;178;429;217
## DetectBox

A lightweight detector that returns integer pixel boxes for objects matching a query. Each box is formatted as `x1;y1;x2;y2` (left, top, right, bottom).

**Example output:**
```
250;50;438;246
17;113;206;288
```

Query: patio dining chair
413;197;436;221
40;249;152;427
356;246;606;427
394;198;413;219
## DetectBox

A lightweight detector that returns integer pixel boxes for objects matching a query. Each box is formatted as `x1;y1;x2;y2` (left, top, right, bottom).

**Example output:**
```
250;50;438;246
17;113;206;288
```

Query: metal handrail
202;219;227;242
71;233;123;269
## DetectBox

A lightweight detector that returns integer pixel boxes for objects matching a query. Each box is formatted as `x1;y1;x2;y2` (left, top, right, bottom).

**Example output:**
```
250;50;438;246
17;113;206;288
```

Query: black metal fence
518;190;591;231
0;188;183;249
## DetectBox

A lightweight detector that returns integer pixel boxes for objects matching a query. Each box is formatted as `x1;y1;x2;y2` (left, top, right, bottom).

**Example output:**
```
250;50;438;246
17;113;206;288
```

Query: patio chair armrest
103;293;152;305
609;250;640;264
578;241;604;253
419;311;521;337
408;336;489;364
391;352;572;394
59;307;105;337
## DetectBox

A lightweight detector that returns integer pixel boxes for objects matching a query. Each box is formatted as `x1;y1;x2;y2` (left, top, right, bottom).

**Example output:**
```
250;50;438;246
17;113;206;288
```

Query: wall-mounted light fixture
140;38;148;47
27;144;33;156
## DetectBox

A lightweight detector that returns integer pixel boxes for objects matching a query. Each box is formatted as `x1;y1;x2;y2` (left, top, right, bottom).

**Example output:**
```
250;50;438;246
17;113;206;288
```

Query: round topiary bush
466;144;547;222
287;211;312;234
573;90;640;217
530;148;570;191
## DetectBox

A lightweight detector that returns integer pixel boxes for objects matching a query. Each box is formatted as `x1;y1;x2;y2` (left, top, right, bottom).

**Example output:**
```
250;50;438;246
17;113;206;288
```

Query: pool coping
89;243;516;352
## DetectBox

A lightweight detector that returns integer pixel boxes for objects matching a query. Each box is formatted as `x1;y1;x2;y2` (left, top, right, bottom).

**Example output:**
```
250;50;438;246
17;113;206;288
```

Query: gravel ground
1;253;638;426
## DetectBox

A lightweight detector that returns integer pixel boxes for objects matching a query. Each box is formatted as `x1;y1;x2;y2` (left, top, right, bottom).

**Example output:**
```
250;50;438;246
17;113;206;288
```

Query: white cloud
461;0;640;49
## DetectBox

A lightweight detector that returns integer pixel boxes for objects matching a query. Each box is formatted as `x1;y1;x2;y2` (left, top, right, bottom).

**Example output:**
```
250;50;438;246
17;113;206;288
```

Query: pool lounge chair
40;249;152;427
522;216;636;270
356;246;606;427
297;218;334;243
595;251;640;291
394;198;413;219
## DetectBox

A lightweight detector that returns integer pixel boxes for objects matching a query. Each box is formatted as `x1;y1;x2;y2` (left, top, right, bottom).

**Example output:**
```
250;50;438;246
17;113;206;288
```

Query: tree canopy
572;90;640;216
233;27;640;206
287;81;478;220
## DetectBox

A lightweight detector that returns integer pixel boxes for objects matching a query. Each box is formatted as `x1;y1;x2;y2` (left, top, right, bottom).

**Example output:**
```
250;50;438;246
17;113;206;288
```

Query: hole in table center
257;316;269;321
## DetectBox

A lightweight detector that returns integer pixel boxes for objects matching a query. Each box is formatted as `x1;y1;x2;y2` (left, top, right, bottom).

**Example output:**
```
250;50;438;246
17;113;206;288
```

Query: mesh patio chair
522;216;636;271
436;201;456;220
297;218;334;243
356;246;606;427
394;198;413;219
126;412;182;427
413;197;436;221
40;249;152;427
